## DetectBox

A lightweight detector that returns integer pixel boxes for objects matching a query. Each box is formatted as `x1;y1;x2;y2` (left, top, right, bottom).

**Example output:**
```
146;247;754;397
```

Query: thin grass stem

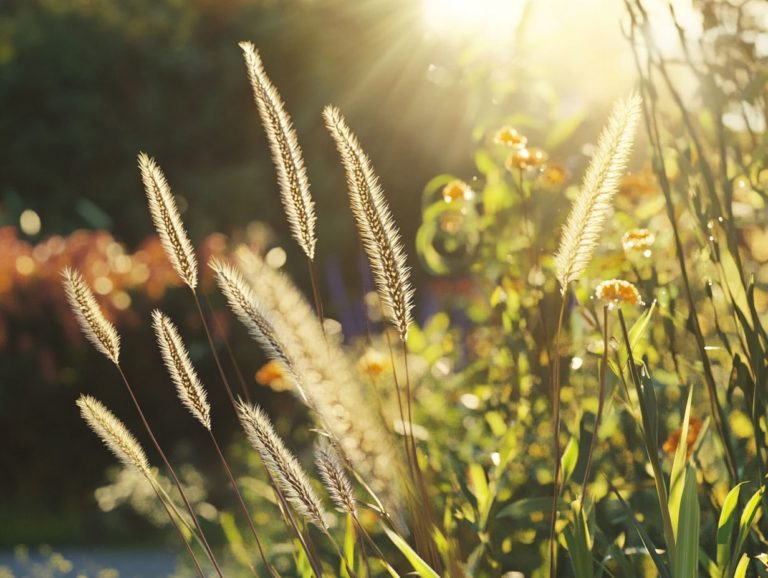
115;366;224;578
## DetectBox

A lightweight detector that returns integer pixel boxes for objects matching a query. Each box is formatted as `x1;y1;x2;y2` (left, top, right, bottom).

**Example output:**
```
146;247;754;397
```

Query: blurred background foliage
6;0;766;576
0;0;634;548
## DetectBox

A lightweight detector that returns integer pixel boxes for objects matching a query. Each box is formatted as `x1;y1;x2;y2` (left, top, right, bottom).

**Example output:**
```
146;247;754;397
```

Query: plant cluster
56;1;768;577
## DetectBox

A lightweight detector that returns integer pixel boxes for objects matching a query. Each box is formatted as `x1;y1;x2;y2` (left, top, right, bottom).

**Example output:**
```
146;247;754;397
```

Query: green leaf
496;497;568;520
733;554;750;578
341;513;355;578
564;505;593;578
669;387;694;540
609;481;671;578
383;527;440;578
673;465;700;578
561;436;579;485
468;463;494;528
716;483;746;571
733;486;764;565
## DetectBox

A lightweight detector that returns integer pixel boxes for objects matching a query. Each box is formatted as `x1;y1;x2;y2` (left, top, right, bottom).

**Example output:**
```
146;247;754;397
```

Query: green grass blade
383;527;440;578
669;387;694;540
716;483;745;572
733;554;749;578
672;465;700;578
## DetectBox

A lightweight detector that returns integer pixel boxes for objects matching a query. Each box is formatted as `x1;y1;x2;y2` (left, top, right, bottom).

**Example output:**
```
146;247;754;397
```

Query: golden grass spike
152;310;212;430
209;258;300;377
137;152;198;289
323;105;414;342
239;42;317;261
554;94;641;293
315;442;357;516
237;400;327;529
77;395;150;476
62;268;120;364
236;247;403;516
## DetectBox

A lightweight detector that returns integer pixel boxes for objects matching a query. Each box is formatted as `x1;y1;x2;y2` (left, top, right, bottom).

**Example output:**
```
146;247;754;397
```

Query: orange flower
441;180;474;203
357;348;388;378
663;416;703;458
255;360;291;391
493;126;527;148
622;228;655;254
595;279;643;306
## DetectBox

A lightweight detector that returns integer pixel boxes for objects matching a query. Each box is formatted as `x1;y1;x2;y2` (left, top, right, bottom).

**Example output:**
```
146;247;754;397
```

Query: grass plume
235;247;403;518
62;268;120;364
323;105;414;343
237;400;327;530
554;94;641;292
239;41;317;262
152;310;212;431
77;395;150;476
209;258;303;390
138;152;198;289
315;442;357;516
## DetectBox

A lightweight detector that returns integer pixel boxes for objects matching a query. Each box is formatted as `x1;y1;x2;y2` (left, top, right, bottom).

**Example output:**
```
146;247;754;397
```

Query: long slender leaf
383;527;440;578
672;465;699;578
609;480;671;578
717;483;746;572
670;388;694;540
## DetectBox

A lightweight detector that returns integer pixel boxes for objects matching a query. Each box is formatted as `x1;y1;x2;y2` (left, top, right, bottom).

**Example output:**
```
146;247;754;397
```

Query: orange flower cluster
663;416;703;457
594;279;643;306
622;228;655;254
0;226;210;356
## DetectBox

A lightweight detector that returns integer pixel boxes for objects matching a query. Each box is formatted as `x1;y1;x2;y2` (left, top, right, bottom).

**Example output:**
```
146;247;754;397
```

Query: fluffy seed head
323;105;414;342
237;400;327;529
209;258;299;379
62;268;120;364
152;310;211;430
554;94;641;293
239;41;317;261
235;246;404;519
315;443;356;515
77;395;150;476
138;152;198;289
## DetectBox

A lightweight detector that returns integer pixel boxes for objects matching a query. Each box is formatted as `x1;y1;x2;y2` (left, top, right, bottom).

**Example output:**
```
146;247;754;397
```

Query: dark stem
150;481;207;578
192;289;241;409
203;291;251;403
548;291;568;578
307;258;327;340
209;429;271;577
115;365;224;578
580;305;609;510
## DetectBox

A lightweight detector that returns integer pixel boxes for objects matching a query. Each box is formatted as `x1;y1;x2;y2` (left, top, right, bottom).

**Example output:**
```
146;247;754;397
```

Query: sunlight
422;0;526;44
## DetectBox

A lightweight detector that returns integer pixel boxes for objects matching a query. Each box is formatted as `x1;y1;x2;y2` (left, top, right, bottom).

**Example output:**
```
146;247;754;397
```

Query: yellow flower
505;148;530;171
357;348;388;377
493;126;527;148
505;147;548;172
622;228;655;254
441;180;474;203
542;163;568;186
595;279;643;306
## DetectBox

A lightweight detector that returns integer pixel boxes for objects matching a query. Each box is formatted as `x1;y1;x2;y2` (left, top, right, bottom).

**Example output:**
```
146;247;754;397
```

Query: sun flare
422;0;526;44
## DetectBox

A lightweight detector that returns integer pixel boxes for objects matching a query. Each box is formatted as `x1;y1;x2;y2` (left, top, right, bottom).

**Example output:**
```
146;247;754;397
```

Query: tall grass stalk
153;310;271;575
63;269;224;577
76;395;207;578
624;1;738;481
580;305;610;510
